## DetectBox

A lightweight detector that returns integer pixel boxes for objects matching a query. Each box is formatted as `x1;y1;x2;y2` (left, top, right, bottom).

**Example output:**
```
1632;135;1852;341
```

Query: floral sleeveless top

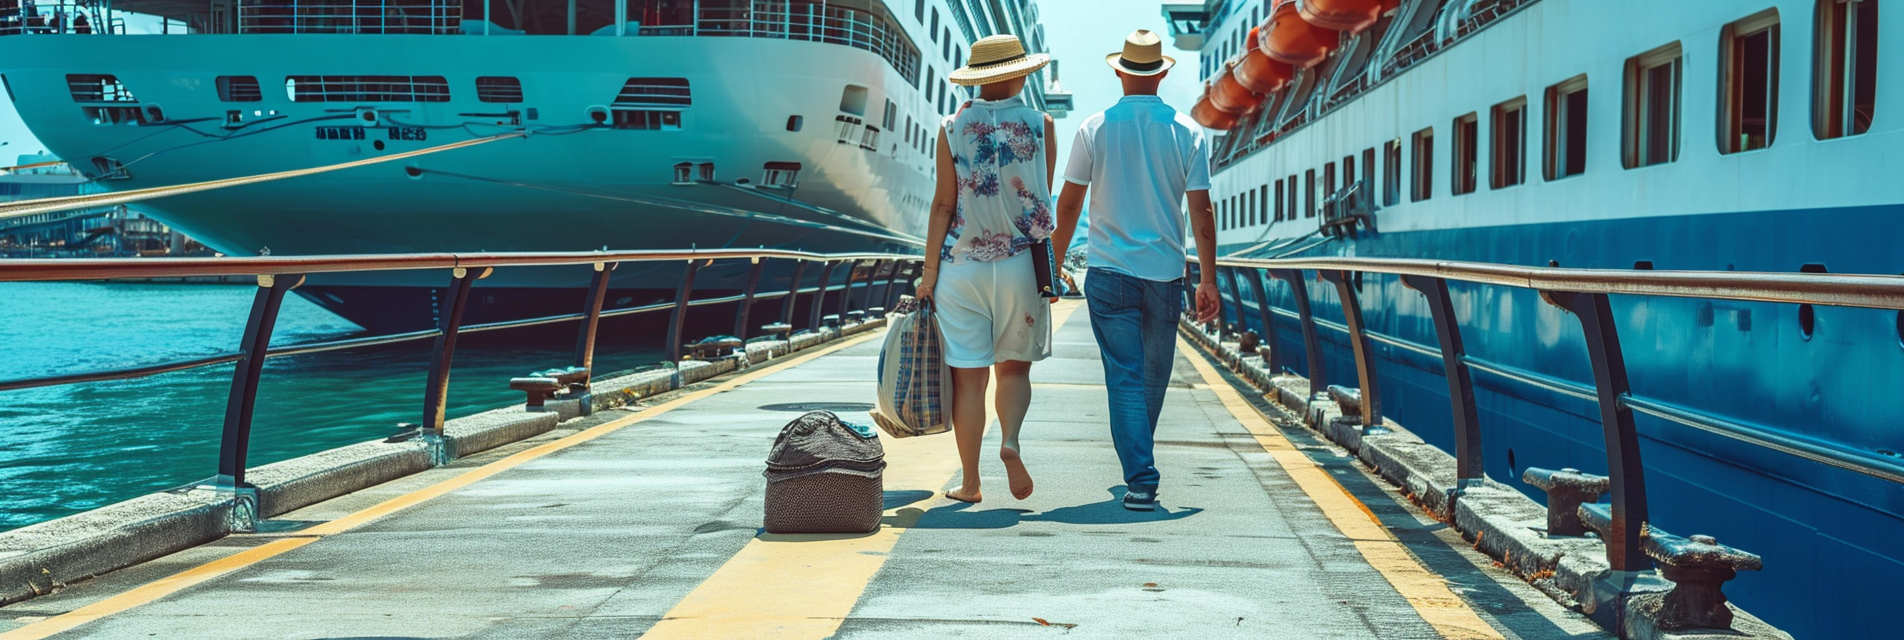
940;96;1054;264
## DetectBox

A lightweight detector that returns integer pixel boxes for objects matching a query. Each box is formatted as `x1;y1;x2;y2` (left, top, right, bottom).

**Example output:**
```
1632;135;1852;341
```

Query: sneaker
1122;489;1158;511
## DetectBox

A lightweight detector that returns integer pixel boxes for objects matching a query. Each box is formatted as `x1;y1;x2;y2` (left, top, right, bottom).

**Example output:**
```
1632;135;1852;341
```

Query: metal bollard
1238;329;1259;354
1326;385;1363;417
760;322;792;339
1523;467;1611;536
509;377;562;409
1643;532;1764;630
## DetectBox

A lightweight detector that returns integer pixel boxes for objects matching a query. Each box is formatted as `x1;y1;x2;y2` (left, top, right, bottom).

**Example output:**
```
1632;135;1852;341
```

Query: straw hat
948;34;1051;86
1105;29;1176;76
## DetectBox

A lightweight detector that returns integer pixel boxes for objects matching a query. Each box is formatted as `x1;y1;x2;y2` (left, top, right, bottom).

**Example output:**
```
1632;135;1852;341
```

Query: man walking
1051;30;1220;511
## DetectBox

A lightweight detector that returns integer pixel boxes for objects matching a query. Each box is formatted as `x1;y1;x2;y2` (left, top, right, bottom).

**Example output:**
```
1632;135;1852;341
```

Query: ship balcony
1160;0;1219;50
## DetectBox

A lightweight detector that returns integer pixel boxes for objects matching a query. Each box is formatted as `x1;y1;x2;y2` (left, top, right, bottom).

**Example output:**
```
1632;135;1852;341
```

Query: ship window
1342;154;1356;200
612;110;681;130
1305;168;1317;218
1274;180;1285;222
617;77;690;107
787;115;803;132
698;162;715;182
1814;0;1878;139
763;161;802;188
67;74;136;103
1361;148;1376;205
1258;185;1269;225
1623;43;1683;168
476;76;523;103
931;8;940;42
84;106;144;126
1545;75;1589;179
216;76;262;102
1323;162;1337;215
1453;113;1478;195
672;162;693;185
1491;97;1527;188
914;0;924;22
1383;139;1401;206
1411;128;1434;202
1721;11;1780;153
841;84;868;115
285;76;450;103
883;99;898;130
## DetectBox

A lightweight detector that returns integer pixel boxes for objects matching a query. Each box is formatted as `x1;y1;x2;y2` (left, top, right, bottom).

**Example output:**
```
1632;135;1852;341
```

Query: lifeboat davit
1192;96;1241;130
1296;0;1399;34
1234;27;1295;94
1261;0;1340;68
1208;63;1264;114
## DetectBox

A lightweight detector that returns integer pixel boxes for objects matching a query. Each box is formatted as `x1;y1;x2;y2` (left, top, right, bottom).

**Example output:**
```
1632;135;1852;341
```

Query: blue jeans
1085;268;1185;494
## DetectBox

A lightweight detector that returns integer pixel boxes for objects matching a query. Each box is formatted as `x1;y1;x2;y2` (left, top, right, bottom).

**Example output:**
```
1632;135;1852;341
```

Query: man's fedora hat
949;34;1051;86
1105;29;1176;76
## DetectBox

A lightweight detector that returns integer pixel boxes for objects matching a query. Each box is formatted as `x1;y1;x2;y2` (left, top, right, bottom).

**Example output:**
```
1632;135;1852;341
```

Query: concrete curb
1178;321;1792;640
0;317;885;607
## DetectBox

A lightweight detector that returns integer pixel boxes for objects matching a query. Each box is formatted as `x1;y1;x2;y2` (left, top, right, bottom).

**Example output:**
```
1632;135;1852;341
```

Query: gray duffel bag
763;410;886;534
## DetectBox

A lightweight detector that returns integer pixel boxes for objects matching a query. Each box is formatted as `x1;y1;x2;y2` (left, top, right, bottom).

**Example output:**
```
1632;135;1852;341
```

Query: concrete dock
0;301;1610;639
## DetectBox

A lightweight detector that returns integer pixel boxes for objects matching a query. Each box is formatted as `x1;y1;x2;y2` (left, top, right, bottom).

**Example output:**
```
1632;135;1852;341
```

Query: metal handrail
0;248;910;282
1209;256;1904;310
2;250;921;499
1191;255;1904;576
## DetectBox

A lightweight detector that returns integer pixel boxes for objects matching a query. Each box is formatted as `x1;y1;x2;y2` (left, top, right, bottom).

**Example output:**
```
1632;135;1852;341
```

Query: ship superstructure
0;0;1063;329
1171;1;1896;637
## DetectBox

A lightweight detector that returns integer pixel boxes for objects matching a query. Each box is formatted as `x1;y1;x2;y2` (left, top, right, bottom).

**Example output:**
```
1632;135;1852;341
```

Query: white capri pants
934;251;1053;369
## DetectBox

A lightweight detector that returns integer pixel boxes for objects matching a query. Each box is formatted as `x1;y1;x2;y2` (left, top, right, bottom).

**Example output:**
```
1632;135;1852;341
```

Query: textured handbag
1030;238;1059;299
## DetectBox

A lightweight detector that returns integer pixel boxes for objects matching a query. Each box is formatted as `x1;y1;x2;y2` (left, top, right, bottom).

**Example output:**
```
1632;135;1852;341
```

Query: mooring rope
0;131;525;222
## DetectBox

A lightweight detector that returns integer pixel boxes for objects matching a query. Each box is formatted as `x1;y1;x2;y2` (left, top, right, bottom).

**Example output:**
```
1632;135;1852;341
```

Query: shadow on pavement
900;486;1205;529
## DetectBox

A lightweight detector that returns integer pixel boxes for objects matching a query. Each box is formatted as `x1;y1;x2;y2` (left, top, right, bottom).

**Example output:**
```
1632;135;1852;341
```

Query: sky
0;2;1207;167
1039;0;1205;169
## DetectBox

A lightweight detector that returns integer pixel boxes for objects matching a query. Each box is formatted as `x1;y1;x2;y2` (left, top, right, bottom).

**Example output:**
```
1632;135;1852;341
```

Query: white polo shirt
1062;95;1212;282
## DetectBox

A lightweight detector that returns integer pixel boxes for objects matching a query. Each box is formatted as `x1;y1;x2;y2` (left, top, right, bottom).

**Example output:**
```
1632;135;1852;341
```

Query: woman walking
917;34;1058;503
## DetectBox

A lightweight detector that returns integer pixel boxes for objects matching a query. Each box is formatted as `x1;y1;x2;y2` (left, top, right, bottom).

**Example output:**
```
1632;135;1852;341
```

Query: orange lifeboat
1296;0;1400;34
1234;27;1295;94
1260;0;1340;68
1208;63;1264;114
1192;96;1241;130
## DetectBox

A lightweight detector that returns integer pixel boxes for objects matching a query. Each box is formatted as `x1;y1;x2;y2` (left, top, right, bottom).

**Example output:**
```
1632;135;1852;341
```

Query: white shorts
935;251;1052;368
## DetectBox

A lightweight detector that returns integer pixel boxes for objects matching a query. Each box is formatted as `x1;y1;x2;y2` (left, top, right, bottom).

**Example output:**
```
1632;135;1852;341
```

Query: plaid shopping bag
870;296;954;438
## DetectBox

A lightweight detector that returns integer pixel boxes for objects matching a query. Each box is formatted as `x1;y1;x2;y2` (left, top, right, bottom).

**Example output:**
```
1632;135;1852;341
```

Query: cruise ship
0;0;1068;330
1172;0;1894;637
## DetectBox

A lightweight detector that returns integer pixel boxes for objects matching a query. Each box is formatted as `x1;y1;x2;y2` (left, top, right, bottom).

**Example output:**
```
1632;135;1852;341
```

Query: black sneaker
1122;489;1157;511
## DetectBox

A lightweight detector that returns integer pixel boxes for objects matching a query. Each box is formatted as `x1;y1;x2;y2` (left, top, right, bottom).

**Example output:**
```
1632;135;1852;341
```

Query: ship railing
0;0;127;36
0;248;923;497
691;5;919;86
1186;254;1904;578
237;0;462;35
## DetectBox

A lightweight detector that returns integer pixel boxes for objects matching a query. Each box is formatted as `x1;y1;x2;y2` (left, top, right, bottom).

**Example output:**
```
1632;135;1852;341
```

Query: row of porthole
1626;260;1903;347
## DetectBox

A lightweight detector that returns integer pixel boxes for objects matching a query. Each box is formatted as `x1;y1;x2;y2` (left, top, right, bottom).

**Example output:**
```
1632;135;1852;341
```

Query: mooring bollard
686;336;743;361
1523;467;1611;537
1326;385;1363;417
822;313;842;329
510;376;562;410
1238;329;1260;354
1644;531;1764;630
760;322;792;340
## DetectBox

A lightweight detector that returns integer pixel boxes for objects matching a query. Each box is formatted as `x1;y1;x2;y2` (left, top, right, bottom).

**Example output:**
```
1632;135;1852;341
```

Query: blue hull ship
1176;0;1898;637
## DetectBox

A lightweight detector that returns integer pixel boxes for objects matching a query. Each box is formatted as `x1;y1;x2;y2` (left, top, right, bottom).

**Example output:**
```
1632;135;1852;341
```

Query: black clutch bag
1031;238;1059;299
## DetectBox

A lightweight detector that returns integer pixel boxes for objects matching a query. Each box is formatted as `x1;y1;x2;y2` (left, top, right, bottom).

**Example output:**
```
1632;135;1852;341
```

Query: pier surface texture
0;302;1608;639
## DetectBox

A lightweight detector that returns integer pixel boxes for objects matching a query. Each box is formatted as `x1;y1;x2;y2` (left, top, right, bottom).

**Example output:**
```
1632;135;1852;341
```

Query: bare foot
946;486;982;503
1000;445;1034;500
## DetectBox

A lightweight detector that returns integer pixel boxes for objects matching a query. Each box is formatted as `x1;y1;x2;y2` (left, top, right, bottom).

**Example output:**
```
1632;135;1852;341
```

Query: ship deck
0;301;1606;639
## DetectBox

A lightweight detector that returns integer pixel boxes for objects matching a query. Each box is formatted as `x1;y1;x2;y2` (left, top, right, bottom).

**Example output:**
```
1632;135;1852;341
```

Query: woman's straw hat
1105;29;1176;76
948;34;1051;86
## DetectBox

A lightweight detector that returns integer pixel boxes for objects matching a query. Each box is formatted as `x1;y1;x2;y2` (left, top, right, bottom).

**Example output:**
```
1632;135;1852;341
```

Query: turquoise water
0;282;664;531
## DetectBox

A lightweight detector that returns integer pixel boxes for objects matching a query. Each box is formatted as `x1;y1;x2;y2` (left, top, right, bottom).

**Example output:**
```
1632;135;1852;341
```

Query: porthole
1798;304;1815;340
1633;261;1654;270
373;140;386;151
1894;309;1902;349
404;166;422;178
786;115;804;132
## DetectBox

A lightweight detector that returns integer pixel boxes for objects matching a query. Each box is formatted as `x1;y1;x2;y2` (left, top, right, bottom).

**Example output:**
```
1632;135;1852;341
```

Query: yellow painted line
644;301;1084;639
0;537;319;640
0;330;888;640
1180;336;1505;640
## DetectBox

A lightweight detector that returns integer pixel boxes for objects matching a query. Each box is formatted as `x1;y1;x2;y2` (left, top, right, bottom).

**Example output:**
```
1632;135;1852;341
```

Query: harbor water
0;282;665;532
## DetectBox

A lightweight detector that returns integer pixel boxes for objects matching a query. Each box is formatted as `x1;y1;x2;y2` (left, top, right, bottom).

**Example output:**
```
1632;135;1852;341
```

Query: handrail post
666;260;702;364
837;259;862;319
883;261;912;310
1246;268;1281;372
1220;266;1244;333
422;267;487;444
808;260;838;332
779;259;809;329
1268;269;1326;395
1543;290;1651;574
216;272;303;532
572;261;616;401
1401;275;1483;483
1317;270;1383;427
859;259;886;312
733;257;766;339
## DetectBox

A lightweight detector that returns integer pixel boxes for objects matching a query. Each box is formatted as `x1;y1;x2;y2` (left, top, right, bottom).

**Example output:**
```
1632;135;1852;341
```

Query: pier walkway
0;301;1606;639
